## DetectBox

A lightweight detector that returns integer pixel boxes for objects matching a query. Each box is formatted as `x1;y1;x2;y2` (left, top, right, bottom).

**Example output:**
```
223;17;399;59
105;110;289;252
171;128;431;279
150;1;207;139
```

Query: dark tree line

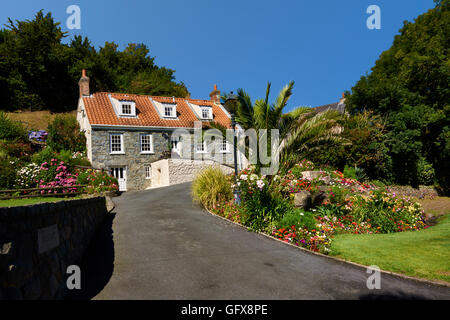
0;10;189;112
345;0;449;192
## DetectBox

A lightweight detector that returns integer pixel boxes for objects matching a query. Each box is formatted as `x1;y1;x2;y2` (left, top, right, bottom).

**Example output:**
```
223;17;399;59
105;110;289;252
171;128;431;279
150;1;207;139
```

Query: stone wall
90;128;245;191
150;159;234;187
0;197;109;300
91;129;169;190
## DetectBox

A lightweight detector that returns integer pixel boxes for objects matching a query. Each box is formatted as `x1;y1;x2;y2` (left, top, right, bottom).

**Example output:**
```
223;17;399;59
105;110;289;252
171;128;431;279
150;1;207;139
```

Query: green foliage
31;147;90;172
351;190;425;233
316;203;348;219
309;111;391;182
417;157;436;185
0;11;189;112
47;115;86;152
75;169;118;193
345;2;450;193
276;209;317;231
191;166;233;209
0;158;18;189
343;165;356;179
0;112;27;140
214;82;345;173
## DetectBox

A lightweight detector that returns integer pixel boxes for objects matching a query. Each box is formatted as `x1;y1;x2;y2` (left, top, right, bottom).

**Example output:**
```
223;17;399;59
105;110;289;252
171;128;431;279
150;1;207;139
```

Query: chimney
209;84;221;104
340;92;346;103
79;69;90;97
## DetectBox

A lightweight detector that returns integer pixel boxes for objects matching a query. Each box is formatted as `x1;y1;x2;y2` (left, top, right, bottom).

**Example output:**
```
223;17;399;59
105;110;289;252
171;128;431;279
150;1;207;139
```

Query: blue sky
1;0;436;111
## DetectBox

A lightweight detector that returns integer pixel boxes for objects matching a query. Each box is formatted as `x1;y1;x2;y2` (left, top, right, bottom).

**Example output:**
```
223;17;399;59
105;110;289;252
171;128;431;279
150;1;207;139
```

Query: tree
47;114;86;152
346;1;449;192
0;11;190;112
214;82;345;173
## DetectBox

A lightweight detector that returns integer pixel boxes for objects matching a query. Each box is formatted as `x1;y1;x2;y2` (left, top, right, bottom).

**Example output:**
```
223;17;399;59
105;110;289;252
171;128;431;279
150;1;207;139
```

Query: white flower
240;174;248;181
250;174;258;181
256;179;265;190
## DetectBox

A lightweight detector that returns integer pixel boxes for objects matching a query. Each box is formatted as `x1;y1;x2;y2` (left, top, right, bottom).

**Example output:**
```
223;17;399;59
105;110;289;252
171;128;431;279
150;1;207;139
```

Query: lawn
330;214;450;283
0;196;80;207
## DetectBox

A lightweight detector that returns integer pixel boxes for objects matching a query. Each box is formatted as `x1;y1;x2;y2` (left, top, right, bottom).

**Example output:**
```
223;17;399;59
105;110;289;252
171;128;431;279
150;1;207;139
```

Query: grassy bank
6;110;76;130
330;214;450;283
0;196;82;207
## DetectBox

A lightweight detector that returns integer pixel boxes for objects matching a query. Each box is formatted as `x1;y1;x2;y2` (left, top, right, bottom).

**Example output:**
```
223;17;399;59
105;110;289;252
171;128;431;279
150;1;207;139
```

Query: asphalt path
69;182;450;300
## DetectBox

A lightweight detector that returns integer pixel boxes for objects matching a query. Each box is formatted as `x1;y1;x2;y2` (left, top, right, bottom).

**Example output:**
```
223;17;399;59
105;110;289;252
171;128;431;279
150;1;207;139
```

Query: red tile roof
82;92;231;129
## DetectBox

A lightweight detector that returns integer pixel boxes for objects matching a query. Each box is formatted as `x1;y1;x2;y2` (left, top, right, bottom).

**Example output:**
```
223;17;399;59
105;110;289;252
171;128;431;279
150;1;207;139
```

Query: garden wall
0;197;109;300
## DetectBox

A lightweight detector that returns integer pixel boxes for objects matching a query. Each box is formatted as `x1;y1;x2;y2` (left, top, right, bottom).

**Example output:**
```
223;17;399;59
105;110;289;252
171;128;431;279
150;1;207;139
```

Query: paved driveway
70;182;450;300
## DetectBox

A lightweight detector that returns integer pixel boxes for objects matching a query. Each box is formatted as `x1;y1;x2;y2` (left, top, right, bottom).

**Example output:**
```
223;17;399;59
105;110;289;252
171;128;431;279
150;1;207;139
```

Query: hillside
5;110;77;131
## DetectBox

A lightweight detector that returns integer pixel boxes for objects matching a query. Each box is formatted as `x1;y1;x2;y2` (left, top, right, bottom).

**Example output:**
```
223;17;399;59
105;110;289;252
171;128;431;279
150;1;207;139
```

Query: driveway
70;182;450;300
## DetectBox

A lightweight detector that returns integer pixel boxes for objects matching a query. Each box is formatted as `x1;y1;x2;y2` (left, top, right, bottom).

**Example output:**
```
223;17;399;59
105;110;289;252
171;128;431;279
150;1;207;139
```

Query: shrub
0;112;27;141
31;147;90;171
0;158;19;190
191;166;233;209
0;139;32;160
315;203;349;219
15;163;40;188
343;165;356;179
350;190;425;233
275;209;317;231
76;169;118;193
47;114;86;152
417;157;435;185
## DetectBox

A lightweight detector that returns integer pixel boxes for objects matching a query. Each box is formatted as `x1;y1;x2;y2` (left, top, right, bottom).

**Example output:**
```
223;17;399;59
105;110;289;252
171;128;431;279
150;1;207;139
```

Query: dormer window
122;104;132;115
201;107;212;120
163;103;176;118
119;101;136;117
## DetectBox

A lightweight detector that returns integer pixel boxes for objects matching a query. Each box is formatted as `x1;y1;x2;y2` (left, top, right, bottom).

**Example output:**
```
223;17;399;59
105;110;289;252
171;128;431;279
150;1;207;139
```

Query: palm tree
213;81;345;173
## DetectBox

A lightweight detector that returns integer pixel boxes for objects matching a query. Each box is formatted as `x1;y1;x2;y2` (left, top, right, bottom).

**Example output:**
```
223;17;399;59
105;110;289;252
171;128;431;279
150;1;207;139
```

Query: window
140;134;153;153
163;103;176;118
110;134;124;154
220;137;229;152
145;166;151;179
201;107;211;119
118;101;136;117
122;104;132;115
196;141;207;153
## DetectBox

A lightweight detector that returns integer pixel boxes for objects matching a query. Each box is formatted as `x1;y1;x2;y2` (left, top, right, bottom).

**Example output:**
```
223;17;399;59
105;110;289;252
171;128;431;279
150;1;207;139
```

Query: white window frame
145;166;151;179
196;141;207;153
163;103;177;118
140;134;154;154
220;137;230;153
110;133;124;154
201;107;212;120
119;101;136;117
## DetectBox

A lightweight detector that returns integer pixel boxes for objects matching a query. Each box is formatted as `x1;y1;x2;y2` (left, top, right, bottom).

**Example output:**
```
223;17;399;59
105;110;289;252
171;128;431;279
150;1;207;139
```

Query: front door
111;167;126;191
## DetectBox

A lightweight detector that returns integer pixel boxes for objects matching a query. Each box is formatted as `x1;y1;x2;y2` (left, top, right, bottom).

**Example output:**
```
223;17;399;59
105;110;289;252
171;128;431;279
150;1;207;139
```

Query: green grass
330;215;450;283
0;196;81;207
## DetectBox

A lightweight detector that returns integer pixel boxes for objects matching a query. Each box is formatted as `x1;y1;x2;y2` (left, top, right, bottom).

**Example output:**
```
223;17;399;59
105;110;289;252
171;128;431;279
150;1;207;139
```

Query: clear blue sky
1;0;436;111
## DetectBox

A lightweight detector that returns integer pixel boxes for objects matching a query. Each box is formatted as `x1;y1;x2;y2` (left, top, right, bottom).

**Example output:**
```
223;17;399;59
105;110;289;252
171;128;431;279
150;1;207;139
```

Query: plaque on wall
38;224;60;254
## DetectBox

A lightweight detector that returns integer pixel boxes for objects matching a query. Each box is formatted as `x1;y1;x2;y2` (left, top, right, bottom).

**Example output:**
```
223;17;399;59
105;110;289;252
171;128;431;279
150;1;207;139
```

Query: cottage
76;70;244;191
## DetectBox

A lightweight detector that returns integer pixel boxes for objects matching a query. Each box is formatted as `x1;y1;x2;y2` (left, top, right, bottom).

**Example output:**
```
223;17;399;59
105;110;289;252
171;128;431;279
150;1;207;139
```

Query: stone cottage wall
90;128;244;190
0;197;108;300
91;129;169;190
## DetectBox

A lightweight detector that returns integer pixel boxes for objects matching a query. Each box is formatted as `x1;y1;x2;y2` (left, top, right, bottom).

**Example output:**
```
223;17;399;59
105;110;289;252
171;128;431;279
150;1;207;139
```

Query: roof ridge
94;91;212;103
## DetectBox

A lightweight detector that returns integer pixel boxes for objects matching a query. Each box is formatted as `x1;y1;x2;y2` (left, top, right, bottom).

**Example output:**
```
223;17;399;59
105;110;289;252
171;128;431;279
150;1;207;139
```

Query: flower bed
7;157;118;197
198;161;428;255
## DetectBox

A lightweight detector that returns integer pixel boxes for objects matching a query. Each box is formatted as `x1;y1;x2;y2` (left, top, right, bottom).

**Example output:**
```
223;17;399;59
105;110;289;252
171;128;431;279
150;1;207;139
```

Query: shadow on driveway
359;291;429;300
65;213;116;300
